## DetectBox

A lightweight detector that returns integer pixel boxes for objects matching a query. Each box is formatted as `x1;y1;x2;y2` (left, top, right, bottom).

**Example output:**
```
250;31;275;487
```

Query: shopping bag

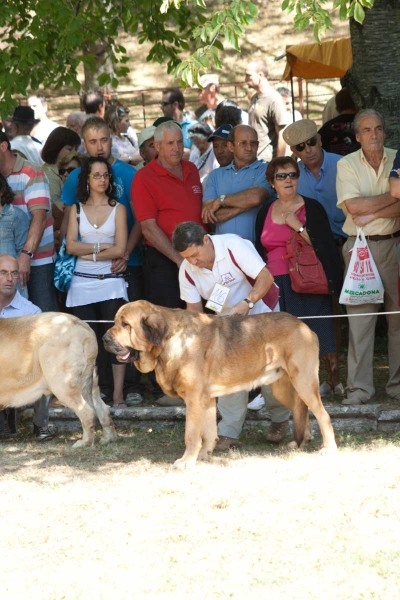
339;227;384;305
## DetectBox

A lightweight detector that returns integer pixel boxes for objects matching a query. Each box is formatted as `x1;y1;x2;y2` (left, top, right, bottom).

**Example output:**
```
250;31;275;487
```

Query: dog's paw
100;429;118;445
319;445;339;456
172;457;197;470
287;440;299;450
198;449;213;461
72;439;87;449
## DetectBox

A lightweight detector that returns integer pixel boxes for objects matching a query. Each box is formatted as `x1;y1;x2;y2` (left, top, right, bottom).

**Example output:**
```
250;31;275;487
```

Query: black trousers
72;298;126;395
143;245;184;309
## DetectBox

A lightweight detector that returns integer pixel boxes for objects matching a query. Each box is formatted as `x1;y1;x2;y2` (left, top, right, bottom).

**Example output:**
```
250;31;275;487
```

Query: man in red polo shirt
131;120;204;309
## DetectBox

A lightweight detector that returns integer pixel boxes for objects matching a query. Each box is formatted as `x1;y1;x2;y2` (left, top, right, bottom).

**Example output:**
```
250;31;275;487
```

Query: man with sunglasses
160;88;196;159
283;119;346;244
337;109;400;406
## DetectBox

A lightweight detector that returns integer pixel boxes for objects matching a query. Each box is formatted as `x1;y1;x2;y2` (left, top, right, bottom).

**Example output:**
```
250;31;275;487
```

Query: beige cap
138;125;156;148
283;119;318;147
198;74;219;88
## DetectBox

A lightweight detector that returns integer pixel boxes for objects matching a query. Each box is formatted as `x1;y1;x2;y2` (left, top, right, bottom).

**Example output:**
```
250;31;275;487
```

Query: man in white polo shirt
172;221;290;450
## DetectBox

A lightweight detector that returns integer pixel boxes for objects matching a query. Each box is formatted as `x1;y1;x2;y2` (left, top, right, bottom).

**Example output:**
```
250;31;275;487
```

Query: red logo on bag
357;247;369;260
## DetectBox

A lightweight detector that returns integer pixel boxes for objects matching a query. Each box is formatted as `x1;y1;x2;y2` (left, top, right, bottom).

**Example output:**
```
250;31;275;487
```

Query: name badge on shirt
206;283;231;314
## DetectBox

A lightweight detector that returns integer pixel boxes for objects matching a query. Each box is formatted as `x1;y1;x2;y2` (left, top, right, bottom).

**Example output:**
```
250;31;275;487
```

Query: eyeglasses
235;140;259;148
294;135;318;152
59;167;76;177
0;270;19;279
160;101;172;107
89;173;111;180
274;171;299;180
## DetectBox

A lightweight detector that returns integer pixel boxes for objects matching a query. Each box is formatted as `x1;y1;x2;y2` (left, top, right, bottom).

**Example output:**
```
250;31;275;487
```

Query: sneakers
214;436;241;451
320;382;345;398
247;394;265;411
33;424;58;442
125;392;144;406
266;419;289;443
155;395;185;407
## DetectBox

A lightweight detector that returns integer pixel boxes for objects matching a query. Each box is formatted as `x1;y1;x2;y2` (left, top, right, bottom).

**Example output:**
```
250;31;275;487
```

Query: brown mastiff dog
104;300;337;469
0;312;117;447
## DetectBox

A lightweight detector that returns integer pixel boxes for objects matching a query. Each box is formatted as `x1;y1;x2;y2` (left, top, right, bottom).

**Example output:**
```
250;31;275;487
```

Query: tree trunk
83;42;114;91
347;0;400;149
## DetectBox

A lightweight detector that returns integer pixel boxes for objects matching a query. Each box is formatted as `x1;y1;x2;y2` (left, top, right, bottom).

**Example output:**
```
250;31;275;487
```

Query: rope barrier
83;309;400;324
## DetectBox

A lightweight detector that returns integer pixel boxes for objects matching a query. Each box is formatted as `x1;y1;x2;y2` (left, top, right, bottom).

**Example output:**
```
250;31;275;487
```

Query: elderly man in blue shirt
202;124;291;449
283;119;345;399
0;254;51;439
283;119;346;243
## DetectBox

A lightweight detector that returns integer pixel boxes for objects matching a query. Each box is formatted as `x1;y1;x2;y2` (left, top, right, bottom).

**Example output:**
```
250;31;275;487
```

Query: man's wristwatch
21;249;34;258
219;194;227;207
243;298;254;309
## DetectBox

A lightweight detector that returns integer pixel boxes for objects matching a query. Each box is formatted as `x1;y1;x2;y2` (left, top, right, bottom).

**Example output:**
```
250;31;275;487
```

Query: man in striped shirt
0;132;58;441
0;131;56;308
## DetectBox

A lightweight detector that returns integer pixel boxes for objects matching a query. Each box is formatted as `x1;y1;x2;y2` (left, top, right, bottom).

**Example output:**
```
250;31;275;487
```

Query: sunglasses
59;167;76;177
274;171;299;181
294;135;318;152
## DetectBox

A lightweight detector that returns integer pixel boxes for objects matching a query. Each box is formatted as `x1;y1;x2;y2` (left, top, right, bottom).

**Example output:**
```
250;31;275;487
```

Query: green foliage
0;0;375;115
282;0;374;42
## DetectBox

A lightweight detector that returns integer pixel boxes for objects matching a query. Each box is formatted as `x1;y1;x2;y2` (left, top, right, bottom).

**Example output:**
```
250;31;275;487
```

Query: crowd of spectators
1;62;400;450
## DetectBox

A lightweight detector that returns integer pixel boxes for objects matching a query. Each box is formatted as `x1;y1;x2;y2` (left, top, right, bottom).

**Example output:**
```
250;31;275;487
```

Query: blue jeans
28;263;59;312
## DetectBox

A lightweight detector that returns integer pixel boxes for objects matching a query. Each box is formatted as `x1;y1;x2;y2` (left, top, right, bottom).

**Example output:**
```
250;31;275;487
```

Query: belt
350;230;400;242
73;272;125;280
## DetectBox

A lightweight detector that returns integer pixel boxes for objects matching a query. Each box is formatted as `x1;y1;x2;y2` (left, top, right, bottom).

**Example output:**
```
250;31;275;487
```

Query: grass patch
2;427;400;599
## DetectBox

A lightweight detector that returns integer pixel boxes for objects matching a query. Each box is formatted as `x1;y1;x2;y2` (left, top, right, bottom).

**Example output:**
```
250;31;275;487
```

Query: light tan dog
0;312;117;447
104;300;337;469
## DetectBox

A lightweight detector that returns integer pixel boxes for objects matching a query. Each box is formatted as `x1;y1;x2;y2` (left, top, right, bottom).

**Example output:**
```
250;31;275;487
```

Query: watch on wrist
243;298;254;309
21;249;34;258
219;194;227;207
297;226;305;234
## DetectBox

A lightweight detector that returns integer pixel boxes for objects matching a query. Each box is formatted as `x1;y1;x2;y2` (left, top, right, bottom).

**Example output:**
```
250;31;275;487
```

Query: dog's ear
140;314;167;347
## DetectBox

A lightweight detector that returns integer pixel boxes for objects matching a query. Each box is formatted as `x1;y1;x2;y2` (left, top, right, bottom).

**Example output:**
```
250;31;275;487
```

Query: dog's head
103;300;168;372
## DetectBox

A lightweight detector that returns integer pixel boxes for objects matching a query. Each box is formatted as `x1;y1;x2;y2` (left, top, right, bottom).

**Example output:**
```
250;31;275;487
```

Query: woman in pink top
255;156;343;394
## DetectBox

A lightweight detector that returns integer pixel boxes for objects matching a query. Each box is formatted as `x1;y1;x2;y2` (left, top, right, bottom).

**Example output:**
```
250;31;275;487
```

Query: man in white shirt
9;107;43;165
172;222;290;450
27;95;59;144
0;254;56;441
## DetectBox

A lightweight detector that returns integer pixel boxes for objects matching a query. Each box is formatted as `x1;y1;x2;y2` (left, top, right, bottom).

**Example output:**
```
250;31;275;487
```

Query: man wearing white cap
196;74;225;127
136;125;157;170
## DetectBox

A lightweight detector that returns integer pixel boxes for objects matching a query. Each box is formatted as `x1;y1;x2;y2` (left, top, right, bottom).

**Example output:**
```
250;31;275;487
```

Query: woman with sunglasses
255;156;342;380
41;127;81;248
105;105;141;166
66;157;129;408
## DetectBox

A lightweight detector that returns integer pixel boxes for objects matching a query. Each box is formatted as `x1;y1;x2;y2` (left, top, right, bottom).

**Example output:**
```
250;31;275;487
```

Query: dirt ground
1;426;400;600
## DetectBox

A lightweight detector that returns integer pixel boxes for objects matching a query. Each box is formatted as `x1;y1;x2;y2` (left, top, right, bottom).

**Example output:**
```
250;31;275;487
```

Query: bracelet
297;226;305;234
21;249;34;258
93;242;101;254
93;252;97;262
